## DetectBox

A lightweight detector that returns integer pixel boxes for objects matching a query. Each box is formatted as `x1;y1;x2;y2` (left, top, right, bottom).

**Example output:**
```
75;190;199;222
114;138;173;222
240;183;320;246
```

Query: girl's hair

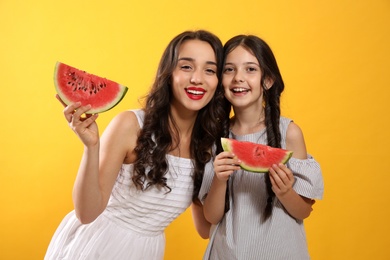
133;30;226;203
223;35;285;221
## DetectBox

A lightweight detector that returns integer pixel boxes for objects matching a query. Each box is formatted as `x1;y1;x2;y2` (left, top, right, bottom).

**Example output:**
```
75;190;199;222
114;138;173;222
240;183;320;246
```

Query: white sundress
45;109;196;260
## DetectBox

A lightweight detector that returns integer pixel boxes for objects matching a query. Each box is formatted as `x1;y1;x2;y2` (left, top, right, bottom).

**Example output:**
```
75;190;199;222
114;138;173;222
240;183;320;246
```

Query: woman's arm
71;110;139;223
191;200;211;239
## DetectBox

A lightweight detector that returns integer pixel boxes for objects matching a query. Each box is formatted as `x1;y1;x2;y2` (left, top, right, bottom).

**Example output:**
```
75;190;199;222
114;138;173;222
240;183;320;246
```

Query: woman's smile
185;87;206;100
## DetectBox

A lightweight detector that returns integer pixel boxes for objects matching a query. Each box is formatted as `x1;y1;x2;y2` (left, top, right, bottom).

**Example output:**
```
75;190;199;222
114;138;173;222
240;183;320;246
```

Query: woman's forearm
72;143;104;224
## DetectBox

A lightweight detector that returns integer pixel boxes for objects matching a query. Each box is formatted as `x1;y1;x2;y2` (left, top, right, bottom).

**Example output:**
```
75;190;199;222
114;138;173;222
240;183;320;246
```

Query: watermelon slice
221;138;293;173
54;62;128;114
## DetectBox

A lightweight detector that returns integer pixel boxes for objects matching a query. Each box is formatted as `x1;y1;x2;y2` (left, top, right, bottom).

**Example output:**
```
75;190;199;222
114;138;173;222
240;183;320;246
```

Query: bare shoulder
105;110;141;143
286;121;304;141
101;110;141;163
112;110;139;128
286;121;307;159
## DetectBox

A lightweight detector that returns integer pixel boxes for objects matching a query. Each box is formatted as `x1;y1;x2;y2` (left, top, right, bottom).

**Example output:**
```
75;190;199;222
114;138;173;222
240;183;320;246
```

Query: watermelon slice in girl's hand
221;138;293;173
54;62;128;114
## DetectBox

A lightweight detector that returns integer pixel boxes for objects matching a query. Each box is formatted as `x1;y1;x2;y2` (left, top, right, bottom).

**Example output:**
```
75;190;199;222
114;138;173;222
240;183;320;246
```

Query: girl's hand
213;151;241;182
56;94;99;146
269;163;295;198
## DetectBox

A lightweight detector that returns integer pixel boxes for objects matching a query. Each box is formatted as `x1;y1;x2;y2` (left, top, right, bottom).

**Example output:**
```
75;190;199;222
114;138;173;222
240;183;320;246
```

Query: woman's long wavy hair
132;30;227;203
222;35;285;221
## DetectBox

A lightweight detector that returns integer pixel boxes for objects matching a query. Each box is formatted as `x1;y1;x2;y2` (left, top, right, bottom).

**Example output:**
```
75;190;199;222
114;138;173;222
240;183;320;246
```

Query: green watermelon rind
221;137;293;173
54;62;128;114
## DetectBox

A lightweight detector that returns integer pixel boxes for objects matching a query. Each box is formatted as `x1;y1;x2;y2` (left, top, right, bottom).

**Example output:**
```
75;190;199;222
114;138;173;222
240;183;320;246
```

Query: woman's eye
205;68;216;74
181;65;192;70
247;67;257;72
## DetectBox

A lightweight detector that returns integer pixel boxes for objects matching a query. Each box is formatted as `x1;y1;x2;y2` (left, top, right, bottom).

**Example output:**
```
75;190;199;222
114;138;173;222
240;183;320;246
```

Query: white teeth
187;90;205;95
232;88;248;93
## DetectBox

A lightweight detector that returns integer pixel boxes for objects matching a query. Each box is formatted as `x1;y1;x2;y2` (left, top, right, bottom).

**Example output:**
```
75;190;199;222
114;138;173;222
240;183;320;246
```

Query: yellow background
1;0;389;259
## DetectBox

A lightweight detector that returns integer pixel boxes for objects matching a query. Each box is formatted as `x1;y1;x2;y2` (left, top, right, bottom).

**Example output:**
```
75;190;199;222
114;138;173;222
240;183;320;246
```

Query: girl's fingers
270;164;295;195
216;151;236;160
271;164;290;179
270;164;289;187
214;152;241;181
214;152;240;167
269;167;280;186
270;173;277;189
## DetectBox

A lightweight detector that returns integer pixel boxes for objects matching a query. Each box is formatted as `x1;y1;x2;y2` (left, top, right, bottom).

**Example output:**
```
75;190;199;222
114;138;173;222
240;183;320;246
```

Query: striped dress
45;109;196;260
199;117;324;260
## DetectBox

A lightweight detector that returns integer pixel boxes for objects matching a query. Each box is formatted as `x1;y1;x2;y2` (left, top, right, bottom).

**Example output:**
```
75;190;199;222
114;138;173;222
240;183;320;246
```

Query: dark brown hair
222;35;285;221
132;30;226;203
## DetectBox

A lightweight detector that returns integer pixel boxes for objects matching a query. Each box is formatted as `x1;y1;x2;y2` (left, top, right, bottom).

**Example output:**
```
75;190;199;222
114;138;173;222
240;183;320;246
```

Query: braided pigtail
262;85;282;221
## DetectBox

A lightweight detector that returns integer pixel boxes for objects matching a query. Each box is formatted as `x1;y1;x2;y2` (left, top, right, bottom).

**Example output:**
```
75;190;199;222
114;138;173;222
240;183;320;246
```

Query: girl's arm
203;152;240;224
269;164;315;220
269;122;314;220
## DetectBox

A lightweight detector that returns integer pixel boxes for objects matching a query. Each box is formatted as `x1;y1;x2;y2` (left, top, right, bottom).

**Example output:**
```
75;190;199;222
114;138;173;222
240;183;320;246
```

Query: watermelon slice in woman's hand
54;62;128;114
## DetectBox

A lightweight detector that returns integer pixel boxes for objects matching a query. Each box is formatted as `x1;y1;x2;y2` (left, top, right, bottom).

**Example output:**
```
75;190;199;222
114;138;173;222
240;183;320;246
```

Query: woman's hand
56;94;99;147
213;151;241;182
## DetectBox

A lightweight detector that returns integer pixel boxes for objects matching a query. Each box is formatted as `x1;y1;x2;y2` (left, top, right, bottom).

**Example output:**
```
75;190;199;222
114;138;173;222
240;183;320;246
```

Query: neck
169;105;197;137
168;105;198;158
231;106;265;135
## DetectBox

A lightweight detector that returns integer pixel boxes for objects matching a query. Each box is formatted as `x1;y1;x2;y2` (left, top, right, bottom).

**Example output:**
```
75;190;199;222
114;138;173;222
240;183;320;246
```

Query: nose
190;69;203;85
233;70;245;83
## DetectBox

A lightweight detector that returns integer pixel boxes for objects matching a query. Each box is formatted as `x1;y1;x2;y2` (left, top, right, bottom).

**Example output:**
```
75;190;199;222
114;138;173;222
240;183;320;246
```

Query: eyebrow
225;62;260;67
178;57;217;66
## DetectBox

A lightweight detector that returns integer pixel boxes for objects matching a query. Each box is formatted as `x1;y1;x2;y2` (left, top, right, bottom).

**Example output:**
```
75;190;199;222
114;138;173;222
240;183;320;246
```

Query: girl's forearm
276;189;314;220
204;176;228;224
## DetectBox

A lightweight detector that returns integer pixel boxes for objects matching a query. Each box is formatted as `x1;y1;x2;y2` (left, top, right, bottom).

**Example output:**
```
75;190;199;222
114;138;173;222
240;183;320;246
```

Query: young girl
200;35;324;259
45;30;226;260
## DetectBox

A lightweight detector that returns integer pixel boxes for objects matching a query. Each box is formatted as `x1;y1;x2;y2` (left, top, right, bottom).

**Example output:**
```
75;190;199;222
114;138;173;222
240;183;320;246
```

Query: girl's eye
247;67;257;72
223;67;234;73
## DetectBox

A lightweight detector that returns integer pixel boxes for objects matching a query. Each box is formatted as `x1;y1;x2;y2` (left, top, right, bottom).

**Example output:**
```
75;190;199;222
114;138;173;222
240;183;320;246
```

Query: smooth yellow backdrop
1;0;389;259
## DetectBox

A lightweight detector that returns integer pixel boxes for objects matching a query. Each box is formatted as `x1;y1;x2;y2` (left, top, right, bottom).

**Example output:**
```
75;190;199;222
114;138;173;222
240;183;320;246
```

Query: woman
45;30;225;260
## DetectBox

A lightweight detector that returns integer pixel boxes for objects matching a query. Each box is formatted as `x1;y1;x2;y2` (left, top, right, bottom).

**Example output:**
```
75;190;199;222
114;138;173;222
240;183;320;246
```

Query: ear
264;77;274;89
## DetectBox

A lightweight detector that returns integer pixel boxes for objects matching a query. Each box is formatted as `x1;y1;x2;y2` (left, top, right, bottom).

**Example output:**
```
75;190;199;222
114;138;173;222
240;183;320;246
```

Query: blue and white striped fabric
199;117;324;260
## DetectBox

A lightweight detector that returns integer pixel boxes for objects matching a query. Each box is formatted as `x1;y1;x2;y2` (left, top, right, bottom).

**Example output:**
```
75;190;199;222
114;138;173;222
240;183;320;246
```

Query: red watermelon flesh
221;138;293;173
54;62;128;114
